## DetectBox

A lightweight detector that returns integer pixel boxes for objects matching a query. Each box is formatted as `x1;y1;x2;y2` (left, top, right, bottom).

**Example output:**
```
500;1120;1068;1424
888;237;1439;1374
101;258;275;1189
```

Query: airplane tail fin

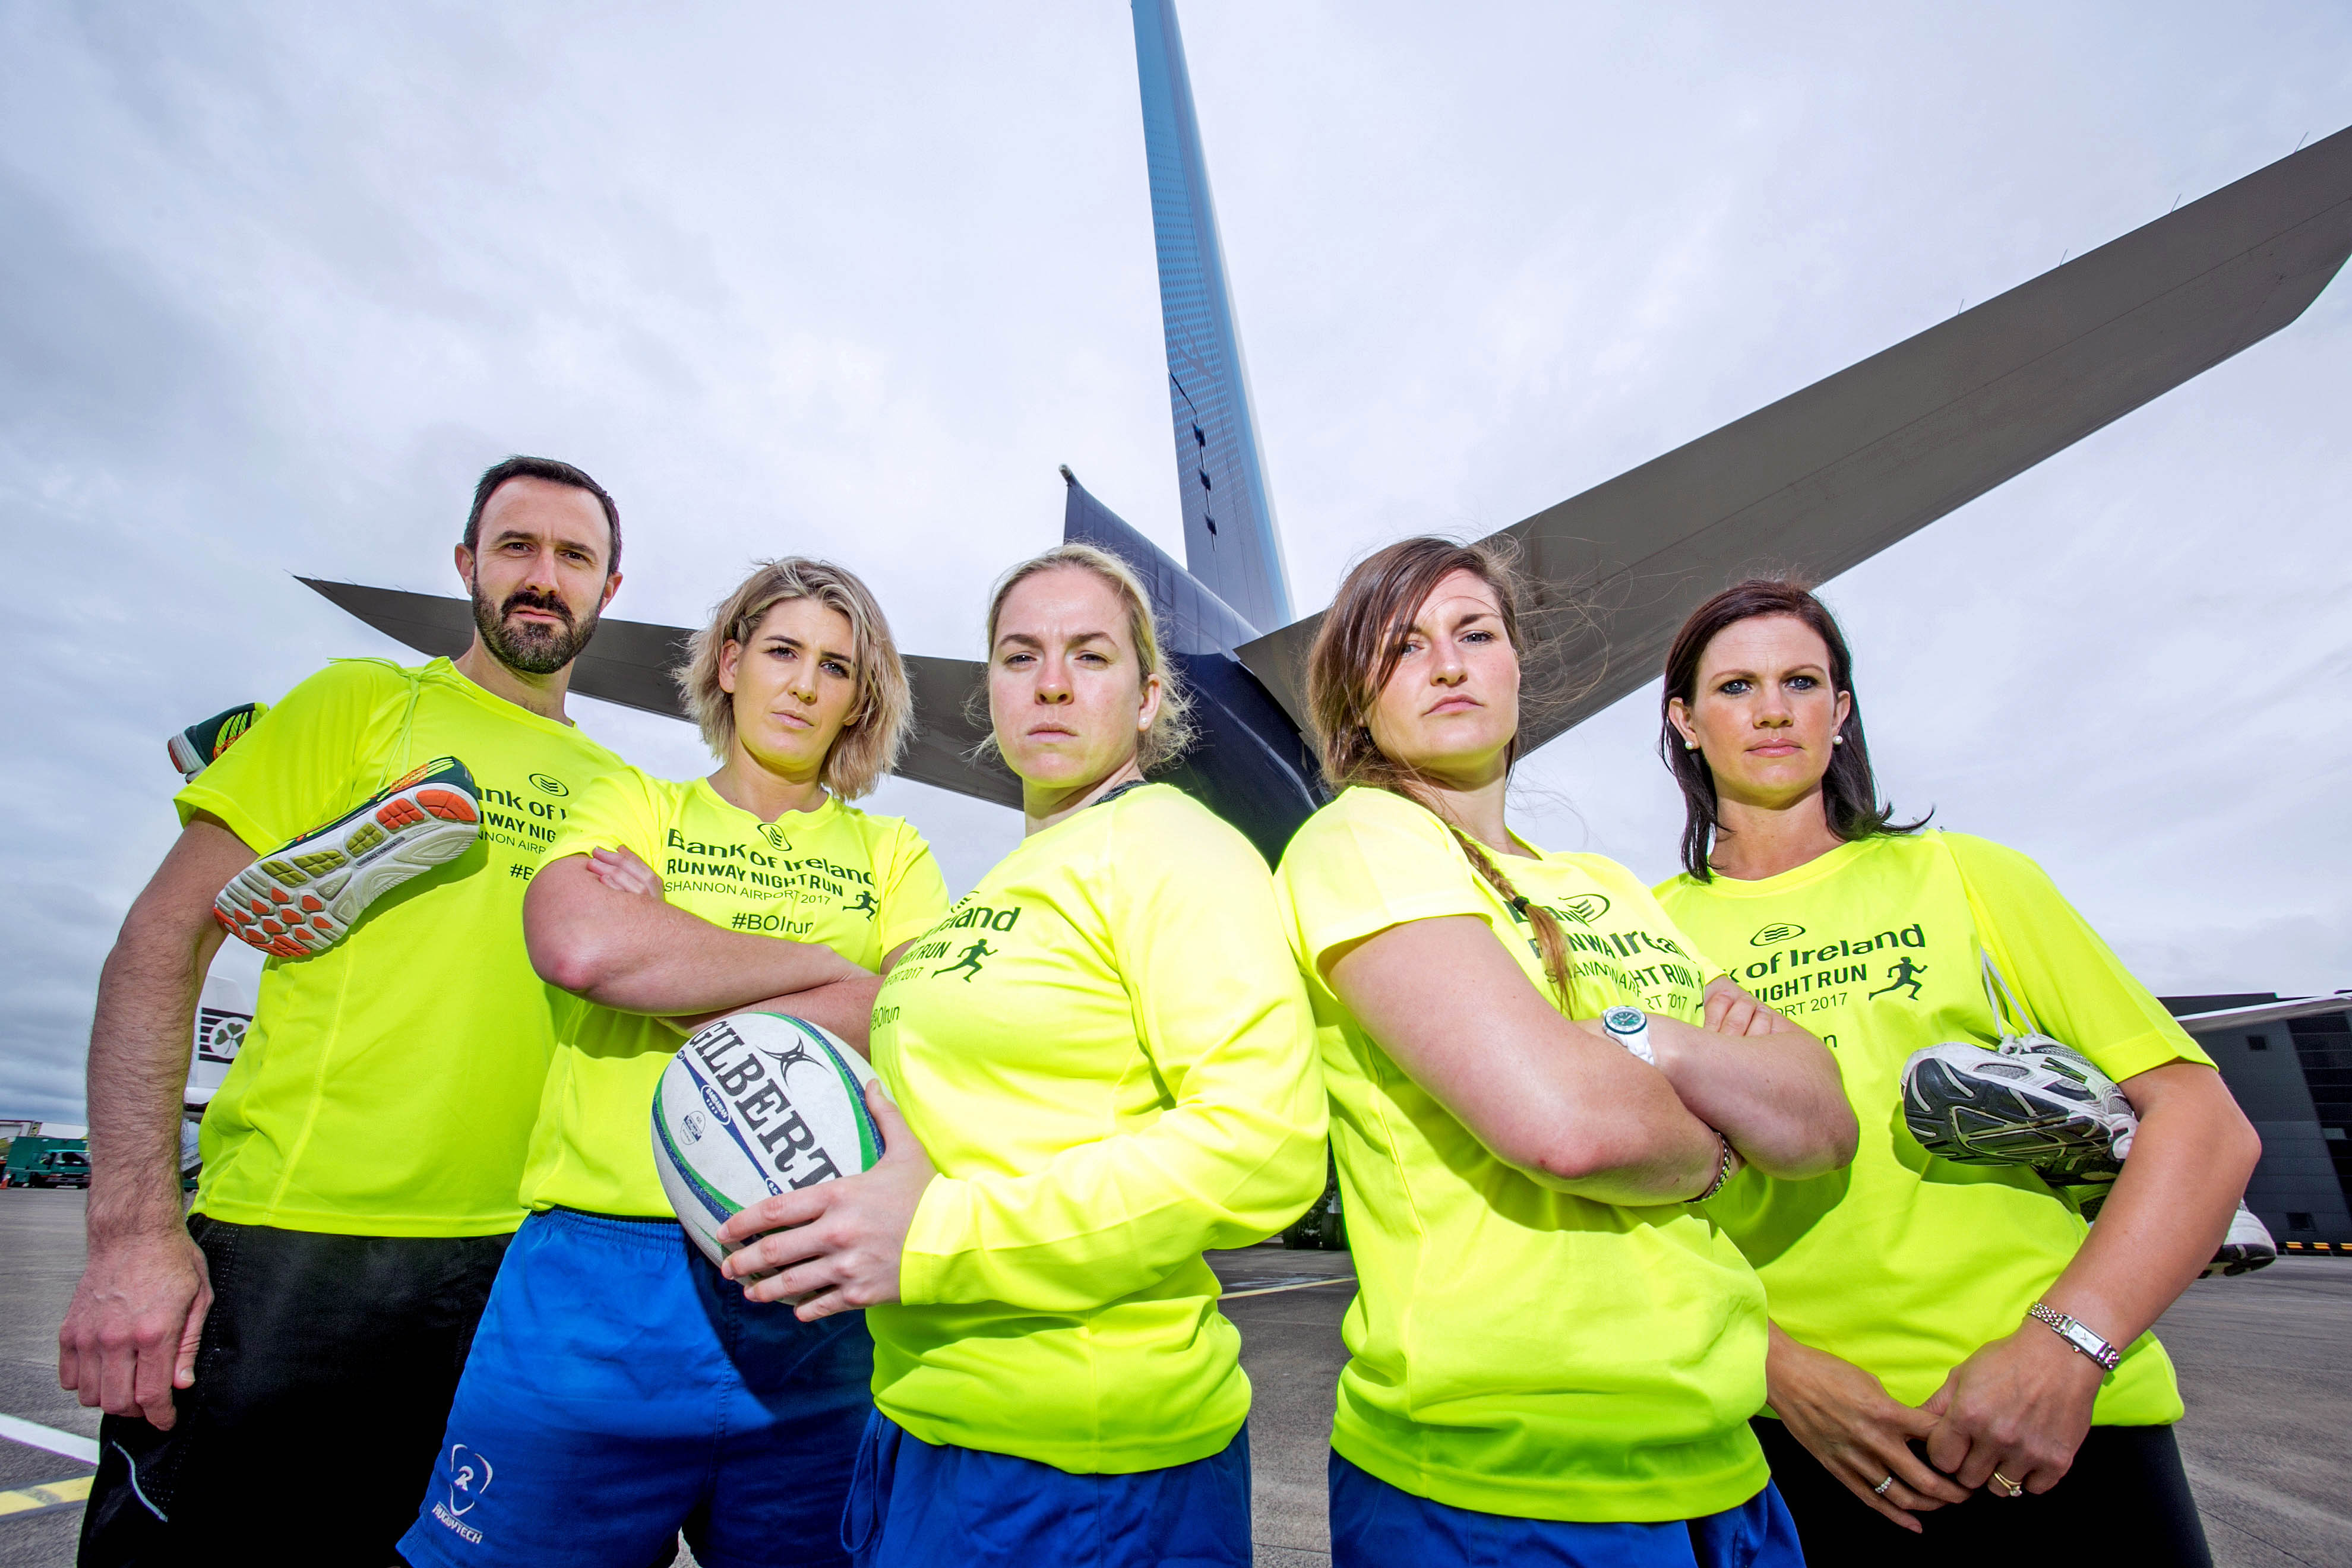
1131;0;1293;634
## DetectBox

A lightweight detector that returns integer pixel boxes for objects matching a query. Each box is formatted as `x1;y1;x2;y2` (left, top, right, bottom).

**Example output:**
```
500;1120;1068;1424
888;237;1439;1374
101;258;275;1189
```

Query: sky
2;2;2347;1124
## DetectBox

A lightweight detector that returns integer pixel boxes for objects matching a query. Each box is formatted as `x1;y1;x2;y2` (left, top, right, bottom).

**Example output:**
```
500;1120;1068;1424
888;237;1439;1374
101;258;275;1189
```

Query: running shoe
1911;1039;2278;1277
167;701;268;781
213;757;480;959
2205;1204;2279;1277
1901;1035;2136;1183
2073;1182;2277;1275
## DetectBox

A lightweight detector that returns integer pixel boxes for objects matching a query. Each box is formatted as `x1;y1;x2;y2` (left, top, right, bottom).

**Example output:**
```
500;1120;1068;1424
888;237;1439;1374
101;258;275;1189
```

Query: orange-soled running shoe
213;757;481;959
167;701;270;782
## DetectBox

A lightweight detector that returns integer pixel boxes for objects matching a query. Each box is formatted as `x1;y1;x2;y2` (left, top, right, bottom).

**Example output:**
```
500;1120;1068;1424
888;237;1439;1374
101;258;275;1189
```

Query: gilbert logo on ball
651;1012;884;1268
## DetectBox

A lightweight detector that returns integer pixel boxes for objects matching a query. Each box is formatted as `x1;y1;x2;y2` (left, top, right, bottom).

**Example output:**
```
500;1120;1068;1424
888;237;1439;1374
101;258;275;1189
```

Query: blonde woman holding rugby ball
1273;537;1856;1568
716;543;1326;1568
401;558;947;1568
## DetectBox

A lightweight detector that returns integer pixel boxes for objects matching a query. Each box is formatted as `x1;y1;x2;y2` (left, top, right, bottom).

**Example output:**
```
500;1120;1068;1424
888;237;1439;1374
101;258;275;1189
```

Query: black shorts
78;1215;511;1568
1752;1414;2212;1567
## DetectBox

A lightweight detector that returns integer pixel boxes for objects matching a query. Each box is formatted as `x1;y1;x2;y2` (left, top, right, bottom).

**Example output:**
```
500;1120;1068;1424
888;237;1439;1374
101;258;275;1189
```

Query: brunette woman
1652;578;2256;1564
1275;538;1857;1566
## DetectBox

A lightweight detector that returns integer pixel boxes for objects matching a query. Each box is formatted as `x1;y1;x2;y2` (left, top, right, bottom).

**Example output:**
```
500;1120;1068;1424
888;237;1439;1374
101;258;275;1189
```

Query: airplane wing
896;655;1017;808
1234;124;2352;749
296;578;1018;808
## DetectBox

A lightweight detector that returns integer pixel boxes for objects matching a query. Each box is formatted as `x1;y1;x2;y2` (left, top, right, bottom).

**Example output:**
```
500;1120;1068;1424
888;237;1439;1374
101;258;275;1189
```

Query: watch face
1602;1006;1644;1033
2058;1317;2119;1368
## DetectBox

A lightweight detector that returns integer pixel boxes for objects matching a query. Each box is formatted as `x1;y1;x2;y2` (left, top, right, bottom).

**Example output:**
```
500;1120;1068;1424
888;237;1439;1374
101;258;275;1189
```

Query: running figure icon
845;890;879;919
1869;956;1927;1002
938;938;995;982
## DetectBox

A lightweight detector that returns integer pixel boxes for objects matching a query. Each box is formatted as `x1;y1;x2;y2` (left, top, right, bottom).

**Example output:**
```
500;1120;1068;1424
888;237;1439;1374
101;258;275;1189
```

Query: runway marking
0;1475;92;1519
0;1414;100;1466
1222;1274;1356;1299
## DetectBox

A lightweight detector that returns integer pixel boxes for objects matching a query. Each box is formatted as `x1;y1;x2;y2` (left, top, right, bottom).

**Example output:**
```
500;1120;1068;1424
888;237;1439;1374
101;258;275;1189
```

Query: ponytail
1447;826;1576;1016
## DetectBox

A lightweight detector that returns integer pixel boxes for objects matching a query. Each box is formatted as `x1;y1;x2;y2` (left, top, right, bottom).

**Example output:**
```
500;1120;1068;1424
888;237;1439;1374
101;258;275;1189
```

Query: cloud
2;1;2347;1120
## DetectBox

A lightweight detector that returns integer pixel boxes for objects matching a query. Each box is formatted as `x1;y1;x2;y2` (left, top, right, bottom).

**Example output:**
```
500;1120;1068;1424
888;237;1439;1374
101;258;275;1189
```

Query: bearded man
62;457;630;1564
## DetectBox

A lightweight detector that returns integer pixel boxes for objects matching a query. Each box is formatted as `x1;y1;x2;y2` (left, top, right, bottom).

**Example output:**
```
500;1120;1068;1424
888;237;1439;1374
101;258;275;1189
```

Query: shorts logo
1752;922;1806;946
447;1445;491;1515
431;1444;492;1543
529;773;569;797
700;1085;731;1123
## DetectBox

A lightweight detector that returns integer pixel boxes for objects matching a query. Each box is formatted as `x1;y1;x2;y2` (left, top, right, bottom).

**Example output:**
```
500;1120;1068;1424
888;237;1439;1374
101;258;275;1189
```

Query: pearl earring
1683;739;1699;751
1832;735;1845;745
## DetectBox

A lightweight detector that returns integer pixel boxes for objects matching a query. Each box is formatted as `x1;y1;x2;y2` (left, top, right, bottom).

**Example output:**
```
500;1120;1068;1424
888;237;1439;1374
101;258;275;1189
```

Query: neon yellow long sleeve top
867;783;1327;1474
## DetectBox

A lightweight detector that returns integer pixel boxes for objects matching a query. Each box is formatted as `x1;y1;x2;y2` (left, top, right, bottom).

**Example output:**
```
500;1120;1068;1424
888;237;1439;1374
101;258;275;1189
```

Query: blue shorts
1329;1450;1804;1568
842;1411;1252;1568
398;1207;873;1568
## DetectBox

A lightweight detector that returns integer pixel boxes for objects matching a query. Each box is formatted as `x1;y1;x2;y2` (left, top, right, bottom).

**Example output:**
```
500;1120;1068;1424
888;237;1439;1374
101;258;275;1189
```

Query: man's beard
470;581;599;676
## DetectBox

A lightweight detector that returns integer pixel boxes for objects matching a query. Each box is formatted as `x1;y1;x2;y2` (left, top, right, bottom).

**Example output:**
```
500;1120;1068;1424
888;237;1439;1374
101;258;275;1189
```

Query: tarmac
1;1187;2345;1567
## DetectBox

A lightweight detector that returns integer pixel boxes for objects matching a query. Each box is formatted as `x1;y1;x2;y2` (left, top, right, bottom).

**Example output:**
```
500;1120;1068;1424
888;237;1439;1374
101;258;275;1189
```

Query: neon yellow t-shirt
1275;786;1771;1523
520;771;948;1218
1654;829;2212;1424
173;657;621;1237
865;783;1326;1475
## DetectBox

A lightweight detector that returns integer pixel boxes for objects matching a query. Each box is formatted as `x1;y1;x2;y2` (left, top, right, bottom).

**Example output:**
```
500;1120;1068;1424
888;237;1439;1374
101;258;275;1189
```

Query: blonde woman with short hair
400;558;949;1568
715;543;1324;1568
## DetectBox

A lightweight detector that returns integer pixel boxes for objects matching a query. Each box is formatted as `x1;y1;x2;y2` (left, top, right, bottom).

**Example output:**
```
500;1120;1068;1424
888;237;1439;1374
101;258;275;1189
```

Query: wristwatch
2028;1302;2122;1373
1602;1006;1655;1064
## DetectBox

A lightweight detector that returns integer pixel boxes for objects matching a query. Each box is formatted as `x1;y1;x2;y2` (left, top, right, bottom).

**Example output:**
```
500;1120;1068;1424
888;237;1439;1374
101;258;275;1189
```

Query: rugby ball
651;1012;885;1269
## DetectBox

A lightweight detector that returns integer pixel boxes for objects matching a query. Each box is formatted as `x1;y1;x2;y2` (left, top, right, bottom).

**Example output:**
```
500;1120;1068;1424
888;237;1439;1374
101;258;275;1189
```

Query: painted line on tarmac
0;1414;100;1466
0;1475;92;1519
1222;1274;1357;1299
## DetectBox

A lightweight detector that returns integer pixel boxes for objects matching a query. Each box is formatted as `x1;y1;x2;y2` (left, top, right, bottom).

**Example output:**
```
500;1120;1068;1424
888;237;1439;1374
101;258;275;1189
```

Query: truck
2;1136;91;1188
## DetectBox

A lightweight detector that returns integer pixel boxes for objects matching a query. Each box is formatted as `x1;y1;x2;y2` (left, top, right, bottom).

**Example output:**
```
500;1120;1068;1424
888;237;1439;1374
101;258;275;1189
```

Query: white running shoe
2205;1204;2279;1277
213;757;480;959
1908;1037;2277;1276
1902;1035;2137;1183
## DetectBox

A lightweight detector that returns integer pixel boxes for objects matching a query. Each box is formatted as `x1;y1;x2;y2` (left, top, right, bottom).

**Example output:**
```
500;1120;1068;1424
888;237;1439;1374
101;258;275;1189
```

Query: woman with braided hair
1272;537;1857;1566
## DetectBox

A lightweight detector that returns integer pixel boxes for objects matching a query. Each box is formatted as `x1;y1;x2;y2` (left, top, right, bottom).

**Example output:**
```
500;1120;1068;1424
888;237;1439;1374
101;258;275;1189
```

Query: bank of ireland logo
758;821;790;852
447;1444;492;1516
1557;892;1610;925
1752;922;1806;947
528;772;569;797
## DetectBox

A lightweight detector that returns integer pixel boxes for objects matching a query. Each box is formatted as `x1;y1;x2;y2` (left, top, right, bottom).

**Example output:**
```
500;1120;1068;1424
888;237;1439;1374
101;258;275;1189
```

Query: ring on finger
1872;1475;1895;1497
1990;1471;2024;1497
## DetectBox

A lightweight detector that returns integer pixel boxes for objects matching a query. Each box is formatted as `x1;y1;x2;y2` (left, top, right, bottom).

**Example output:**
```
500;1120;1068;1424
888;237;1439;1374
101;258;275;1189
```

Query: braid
1448;826;1577;1016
